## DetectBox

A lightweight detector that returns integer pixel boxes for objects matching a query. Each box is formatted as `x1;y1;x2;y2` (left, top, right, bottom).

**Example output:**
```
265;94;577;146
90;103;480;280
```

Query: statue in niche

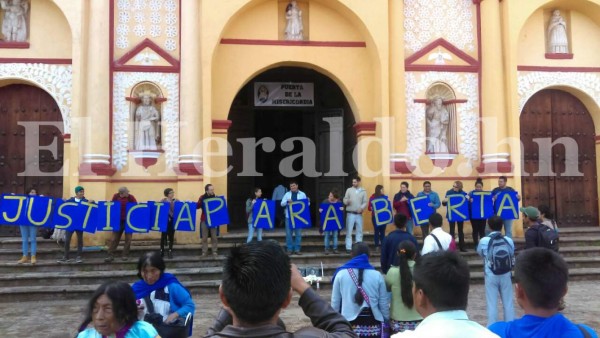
426;96;450;153
284;0;303;41
547;9;568;53
0;0;29;42
134;92;161;151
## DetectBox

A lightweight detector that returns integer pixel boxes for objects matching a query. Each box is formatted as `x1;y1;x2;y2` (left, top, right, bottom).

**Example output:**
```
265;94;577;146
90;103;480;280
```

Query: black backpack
487;233;515;275
537;223;559;252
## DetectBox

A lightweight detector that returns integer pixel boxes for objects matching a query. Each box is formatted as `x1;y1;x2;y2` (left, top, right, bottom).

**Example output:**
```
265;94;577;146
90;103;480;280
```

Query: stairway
0;226;599;303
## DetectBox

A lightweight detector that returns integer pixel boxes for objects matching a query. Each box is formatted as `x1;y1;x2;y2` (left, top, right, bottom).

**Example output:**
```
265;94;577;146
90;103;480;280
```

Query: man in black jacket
205;240;357;337
380;213;418;274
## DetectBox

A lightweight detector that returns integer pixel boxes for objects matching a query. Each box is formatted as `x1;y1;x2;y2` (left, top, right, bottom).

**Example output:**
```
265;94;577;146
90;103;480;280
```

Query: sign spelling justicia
254;82;314;107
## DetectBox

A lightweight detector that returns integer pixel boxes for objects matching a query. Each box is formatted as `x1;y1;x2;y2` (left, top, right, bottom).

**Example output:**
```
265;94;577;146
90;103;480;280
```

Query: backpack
537;223;560;252
487;233;515;275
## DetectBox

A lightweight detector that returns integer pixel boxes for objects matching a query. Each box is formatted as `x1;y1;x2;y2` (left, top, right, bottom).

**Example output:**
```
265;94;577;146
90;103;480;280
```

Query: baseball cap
520;206;540;219
74;186;84;194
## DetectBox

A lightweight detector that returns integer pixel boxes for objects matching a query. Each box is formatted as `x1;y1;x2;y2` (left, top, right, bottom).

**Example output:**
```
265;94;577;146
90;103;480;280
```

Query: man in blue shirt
477;215;515;326
489;248;597;338
416;181;441;239
491;176;521;239
380;213;418;274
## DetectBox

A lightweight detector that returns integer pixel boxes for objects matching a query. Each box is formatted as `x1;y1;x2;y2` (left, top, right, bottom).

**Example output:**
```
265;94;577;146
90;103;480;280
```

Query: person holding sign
196;184;219;257
160;188;177;259
319;188;344;255
415;181;441;239
491;176;521;239
105;187;138;263
368;185;388;252
392;182;415;235
246;187;264;243
343;177;368;254
443;181;468;252
469;178;489;249
17;187;38;265
58;186;94;264
281;180;308;255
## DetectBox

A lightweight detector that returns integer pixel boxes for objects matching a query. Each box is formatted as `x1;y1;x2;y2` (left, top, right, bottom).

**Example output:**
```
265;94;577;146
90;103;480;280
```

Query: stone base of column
79;154;116;176
175;155;203;175
476;153;513;174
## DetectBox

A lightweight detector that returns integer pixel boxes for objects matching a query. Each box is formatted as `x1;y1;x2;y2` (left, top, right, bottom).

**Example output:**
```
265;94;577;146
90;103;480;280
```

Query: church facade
1;0;600;242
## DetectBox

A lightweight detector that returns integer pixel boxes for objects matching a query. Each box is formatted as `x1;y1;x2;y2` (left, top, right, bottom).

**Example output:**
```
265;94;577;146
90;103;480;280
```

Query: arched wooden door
520;89;598;227
0;84;64;235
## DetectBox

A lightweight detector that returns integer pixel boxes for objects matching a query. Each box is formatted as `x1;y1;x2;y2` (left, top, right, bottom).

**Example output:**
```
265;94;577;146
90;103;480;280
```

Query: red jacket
111;193;137;221
196;193;215;222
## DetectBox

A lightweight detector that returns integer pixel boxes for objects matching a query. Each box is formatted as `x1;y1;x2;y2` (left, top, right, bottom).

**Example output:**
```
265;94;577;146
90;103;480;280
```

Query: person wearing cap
58;186;94;264
105;187;137;262
521;206;543;249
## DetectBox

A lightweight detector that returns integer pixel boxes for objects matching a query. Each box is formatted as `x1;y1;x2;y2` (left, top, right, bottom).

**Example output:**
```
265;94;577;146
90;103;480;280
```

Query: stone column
477;0;512;174
176;0;203;176
79;0;115;176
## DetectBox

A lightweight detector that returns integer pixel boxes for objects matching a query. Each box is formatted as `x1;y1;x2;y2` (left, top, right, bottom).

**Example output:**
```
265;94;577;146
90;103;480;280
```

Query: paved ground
0;281;598;337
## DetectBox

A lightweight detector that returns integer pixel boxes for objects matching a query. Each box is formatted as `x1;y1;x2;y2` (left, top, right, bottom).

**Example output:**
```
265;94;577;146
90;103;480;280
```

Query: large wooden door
520;89;598;227
0;84;64;235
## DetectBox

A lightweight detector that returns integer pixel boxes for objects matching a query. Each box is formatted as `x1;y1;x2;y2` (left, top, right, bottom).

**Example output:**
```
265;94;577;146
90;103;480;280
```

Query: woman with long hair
384;241;422;333
331;242;390;337
469;178;488;249
368;185;387;252
132;252;195;337
77;281;158;337
246;187;264;243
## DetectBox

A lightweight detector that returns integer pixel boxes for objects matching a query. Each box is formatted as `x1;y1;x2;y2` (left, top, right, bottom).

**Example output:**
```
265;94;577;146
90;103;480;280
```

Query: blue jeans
406;218;414;235
285;218;303;252
503;219;513;238
373;214;387;247
324;231;338;250
485;272;515;325
345;213;363;250
247;222;263;243
20;226;37;256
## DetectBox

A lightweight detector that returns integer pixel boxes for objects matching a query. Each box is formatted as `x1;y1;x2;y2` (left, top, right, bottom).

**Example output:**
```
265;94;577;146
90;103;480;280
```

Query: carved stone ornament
0;63;72;132
404;0;475;53
112;72;179;170
518;71;600;114
405;72;479;164
0;0;29;42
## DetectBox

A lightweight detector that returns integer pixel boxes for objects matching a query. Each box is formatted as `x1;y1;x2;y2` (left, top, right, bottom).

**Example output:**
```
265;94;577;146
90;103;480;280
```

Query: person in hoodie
58;186;94;264
489;248;597;338
392;181;415;235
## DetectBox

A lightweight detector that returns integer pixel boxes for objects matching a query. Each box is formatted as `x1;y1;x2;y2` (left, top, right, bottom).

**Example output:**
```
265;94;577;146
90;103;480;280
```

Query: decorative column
477;0;512;173
176;0;203;175
389;0;413;175
79;0;115;176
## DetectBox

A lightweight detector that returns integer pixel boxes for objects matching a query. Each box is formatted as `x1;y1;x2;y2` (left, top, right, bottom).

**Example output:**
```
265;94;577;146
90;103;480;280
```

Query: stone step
2;226;599;249
0;251;379;273
3;267;600;303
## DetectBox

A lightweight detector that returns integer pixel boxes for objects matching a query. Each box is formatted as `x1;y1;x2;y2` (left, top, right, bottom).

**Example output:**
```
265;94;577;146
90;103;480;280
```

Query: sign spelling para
254;82;314;107
319;202;344;232
252;199;276;230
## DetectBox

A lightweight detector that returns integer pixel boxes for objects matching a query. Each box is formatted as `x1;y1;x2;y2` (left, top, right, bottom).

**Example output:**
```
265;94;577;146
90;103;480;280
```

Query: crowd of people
74;237;596;338
9;177;598;337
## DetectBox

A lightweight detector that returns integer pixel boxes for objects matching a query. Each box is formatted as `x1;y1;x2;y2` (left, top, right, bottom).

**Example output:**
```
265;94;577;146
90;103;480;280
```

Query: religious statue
426;97;450;153
284;0;303;41
0;0;29;42
547;9;568;54
134;94;161;151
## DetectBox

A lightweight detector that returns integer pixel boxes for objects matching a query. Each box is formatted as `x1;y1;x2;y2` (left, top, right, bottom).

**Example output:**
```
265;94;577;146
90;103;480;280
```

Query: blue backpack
487;233;515;275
